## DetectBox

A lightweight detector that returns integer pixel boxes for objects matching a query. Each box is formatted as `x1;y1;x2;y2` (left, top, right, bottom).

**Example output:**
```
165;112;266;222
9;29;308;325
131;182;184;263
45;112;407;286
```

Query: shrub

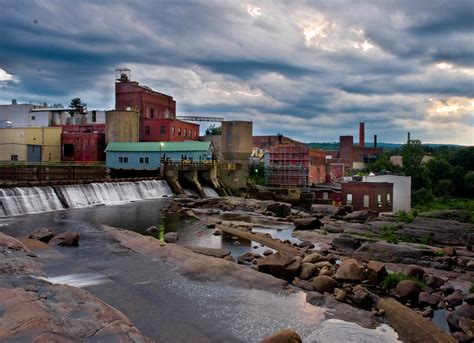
397;210;417;223
383;272;426;289
380;225;398;244
412;188;435;205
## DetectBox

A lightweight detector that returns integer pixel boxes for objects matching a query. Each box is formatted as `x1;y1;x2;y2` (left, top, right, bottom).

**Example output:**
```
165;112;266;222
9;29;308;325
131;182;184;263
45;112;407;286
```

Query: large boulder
28;228;56;243
395;280;422;301
312;275;337;293
404;265;425;280
448;305;474;332
334;262;364;282
418;292;441;307
353;242;433;263
445;290;464;307
343;211;377;223
352;285;373;309
261;328;302;343
146;226;159;234
302;253;327;264
299;263;317;280
238;252;261;263
293;217;322;231
366;261;387;284
264;202;292;218
424;275;445;289
332;236;361;252
164;232;179;243
311;204;346;218
49;232;79;247
257;252;301;281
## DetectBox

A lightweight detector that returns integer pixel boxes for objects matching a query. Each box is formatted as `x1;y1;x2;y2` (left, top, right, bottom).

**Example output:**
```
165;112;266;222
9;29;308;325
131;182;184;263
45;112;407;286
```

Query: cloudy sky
0;1;473;144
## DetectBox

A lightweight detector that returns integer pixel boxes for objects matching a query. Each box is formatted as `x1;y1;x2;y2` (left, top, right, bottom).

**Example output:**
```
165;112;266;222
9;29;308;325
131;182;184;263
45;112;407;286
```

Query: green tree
69;98;87;116
367;154;402;173
450;147;474;171
401;140;425;190
205;124;221;136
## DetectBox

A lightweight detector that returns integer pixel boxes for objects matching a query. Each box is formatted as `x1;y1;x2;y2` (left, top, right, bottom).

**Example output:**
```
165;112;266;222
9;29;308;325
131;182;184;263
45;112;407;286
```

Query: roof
105;141;211;152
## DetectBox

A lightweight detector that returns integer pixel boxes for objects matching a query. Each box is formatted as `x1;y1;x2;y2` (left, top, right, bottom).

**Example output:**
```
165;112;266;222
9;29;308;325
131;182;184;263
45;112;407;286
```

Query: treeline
368;143;474;204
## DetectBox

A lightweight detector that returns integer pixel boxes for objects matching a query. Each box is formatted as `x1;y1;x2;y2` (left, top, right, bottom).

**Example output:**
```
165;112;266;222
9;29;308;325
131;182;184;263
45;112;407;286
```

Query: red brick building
61;124;106;162
115;72;199;142
253;135;305;150
341;181;393;212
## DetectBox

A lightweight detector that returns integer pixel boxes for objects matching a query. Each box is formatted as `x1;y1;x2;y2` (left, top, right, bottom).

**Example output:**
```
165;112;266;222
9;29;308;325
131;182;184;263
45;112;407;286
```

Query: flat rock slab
185;245;231;258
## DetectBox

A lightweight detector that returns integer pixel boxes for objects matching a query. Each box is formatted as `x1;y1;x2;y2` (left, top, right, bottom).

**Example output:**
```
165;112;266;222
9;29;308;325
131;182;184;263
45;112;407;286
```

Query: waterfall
202;186;220;198
0;180;173;217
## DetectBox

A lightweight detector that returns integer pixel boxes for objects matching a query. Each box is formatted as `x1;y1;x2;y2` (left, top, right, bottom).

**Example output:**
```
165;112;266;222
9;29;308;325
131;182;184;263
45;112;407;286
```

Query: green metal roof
105;141;211;152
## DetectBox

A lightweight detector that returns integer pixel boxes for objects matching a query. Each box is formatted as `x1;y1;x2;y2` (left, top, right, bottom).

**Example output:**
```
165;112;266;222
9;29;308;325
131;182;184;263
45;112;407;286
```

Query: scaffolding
265;144;309;188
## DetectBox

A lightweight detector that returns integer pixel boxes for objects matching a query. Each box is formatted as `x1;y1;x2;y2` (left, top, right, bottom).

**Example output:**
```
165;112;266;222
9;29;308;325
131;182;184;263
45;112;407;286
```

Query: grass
396;210;418;223
382;272;426;290
379;224;433;246
413;197;474;223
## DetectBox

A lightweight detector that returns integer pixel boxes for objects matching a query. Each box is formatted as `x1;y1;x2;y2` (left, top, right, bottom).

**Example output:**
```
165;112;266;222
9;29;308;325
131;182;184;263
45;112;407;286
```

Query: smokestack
374;134;377;148
407;132;411;144
11;99;17;105
359;122;365;149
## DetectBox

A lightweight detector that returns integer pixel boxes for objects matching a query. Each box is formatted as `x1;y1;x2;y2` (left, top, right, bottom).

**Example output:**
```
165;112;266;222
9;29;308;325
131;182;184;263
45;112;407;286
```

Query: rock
185;246;231;258
420;307;434;318
451;332;472;343
297;241;315;249
319;266;332;277
293;217;322;231
238;252;261;263
312;275;337;293
418;292;441;307
459;317;474;337
257;252;301;281
335;289;347;302
467;260;474;271
446;290;464;307
180;209;200;219
335;262;364;282
353;242;433;263
343;211;376;223
302;253;326;264
292;278;315;291
28;228;56;243
425;275;445;289
311;204;346;218
443;246;456;256
299;263;317;280
466;294;474;306
395;280;422;301
164;232;179;243
314;261;331;269
263;249;274;256
467;234;474;251
223;255;236;262
405;265;425;280
264;202;292;218
441;284;456;295
212;229;222;236
332;236;361;252
324;223;345;234
419;210;472;223
49;232;79;247
145;225;159;234
261;328;302;343
448;305;474;332
366;261;387;284
352;286;372;308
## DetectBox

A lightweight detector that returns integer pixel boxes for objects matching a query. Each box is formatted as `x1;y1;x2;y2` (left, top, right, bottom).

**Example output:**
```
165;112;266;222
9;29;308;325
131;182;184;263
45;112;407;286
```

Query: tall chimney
359;122;365;149
374;134;377;148
407;132;411;144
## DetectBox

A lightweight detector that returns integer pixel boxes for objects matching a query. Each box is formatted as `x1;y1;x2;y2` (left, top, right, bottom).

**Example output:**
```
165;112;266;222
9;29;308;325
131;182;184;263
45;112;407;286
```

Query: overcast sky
0;1;473;144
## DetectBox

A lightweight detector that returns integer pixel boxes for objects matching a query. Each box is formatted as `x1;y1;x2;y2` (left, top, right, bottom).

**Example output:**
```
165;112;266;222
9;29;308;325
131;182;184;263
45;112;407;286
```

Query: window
145;157;149;163
64;144;74;157
10;155;18;161
387;194;391;203
150;108;154;118
323;192;328;200
363;195;369;208
171;126;175;135
178;127;181;136
31;115;36;121
139;157;150;164
184;128;187;137
160;125;166;134
92;110;97;122
145;126;151;135
377;194;382;207
119;156;128;163
119;157;123;163
346;194;352;204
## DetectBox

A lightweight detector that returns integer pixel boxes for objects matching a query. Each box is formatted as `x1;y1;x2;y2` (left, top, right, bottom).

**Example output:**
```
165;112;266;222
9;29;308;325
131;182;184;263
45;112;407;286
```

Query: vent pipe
359;122;365;149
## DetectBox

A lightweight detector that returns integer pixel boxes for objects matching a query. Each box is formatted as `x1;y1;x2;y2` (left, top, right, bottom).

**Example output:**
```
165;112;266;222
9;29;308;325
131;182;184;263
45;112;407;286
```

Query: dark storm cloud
0;0;472;144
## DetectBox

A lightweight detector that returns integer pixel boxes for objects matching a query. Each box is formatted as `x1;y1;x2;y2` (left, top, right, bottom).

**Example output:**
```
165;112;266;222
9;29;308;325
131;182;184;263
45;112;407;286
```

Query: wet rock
332;236;361;252
299;263;317;280
466;294;474;306
263;249;274;256
49;232;79;247
311;204;346;218
292;278;315;291
293;217;322;231
420;307;434;318
404;265;425;280
334;288;347;302
302;253;326;264
446;290;464;307
297;241;315;249
212;229;222;236
0;233;33;253
312;275;337;293
238;252;261;263
264;202;292;218
343;211;376;223
28;228;56;243
425;275;445;289
395;280;422;301
256;252;301;281
164;232;179;243
261;328;302;343
441;284;456;295
451;332;472;343
185;246;231;259
223;255;236;262
366;261;387;284
334;262;364;282
145;225;159;234
448;305;474;332
419;292;441;307
352;286;372;308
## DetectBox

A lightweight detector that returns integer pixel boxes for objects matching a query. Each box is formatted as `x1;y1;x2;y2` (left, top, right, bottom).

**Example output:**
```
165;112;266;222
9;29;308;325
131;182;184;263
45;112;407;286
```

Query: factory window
387;194;391;204
150;108;154;119
363;195;369;208
10;155;18;161
346;194;352;204
178;127;181;136
145;126;150;135
118;156;128;163
64;144;74;157
323;192;328;200
184;128;187;137
92;111;97;122
160;125;166;134
377;194;382;207
194;130;197;137
31;116;36;121
171;126;175;135
139;156;150;164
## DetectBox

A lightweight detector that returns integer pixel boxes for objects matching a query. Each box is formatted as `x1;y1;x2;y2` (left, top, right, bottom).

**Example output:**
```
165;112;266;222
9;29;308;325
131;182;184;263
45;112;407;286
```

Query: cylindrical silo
221;121;253;162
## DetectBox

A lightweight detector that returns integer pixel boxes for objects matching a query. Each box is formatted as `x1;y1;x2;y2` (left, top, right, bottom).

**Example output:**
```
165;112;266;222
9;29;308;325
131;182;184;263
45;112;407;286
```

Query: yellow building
105;110;139;144
0;127;61;162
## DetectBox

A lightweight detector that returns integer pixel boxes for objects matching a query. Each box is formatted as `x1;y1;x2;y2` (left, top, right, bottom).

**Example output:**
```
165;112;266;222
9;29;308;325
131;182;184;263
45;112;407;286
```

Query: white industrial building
363;174;411;213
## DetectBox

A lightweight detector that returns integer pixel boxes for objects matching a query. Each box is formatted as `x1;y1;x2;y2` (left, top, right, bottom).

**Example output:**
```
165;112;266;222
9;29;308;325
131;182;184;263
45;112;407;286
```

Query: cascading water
202;186;219;198
0;180;173;217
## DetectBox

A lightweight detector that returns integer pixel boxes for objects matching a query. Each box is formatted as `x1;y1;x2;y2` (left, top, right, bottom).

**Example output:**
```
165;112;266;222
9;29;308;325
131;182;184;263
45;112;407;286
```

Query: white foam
32;273;110;288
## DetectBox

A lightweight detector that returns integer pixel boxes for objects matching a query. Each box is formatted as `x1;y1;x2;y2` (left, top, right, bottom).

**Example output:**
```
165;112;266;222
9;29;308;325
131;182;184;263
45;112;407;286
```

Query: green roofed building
105;141;212;170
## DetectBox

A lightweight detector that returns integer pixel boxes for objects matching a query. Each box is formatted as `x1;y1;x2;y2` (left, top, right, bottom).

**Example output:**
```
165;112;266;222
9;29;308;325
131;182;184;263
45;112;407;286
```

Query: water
0;180;173;217
203;186;219;198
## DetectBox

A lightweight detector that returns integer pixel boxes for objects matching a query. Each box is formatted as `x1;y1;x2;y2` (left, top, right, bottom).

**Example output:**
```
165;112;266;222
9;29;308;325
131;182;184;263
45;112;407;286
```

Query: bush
383;272;426;289
380;225;398;244
397;210;417;223
412;188;435;205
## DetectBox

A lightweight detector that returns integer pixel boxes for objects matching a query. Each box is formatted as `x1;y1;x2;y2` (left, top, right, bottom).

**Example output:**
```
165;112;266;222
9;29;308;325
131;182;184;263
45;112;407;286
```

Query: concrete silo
221;121;253;162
